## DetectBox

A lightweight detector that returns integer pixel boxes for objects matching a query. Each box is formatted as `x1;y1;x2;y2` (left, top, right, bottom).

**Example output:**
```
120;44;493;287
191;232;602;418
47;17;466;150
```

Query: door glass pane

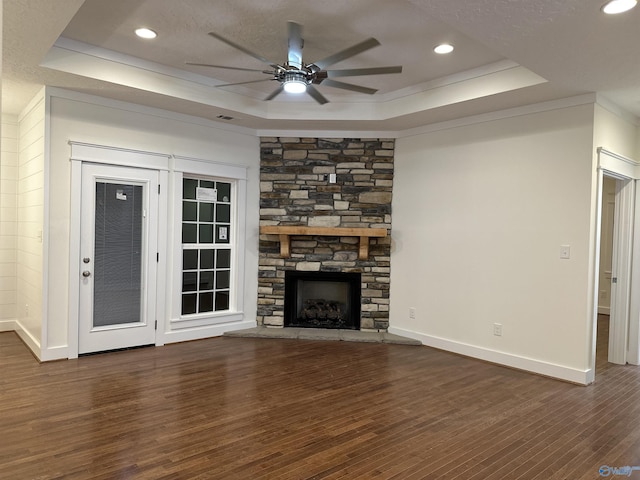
93;182;143;327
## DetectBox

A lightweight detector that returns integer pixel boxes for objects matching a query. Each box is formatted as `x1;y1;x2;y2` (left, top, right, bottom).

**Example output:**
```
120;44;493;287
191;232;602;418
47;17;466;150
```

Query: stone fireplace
257;137;394;331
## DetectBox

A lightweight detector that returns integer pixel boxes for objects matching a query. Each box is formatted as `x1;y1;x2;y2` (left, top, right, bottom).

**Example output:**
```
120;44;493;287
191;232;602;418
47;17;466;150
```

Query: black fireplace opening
284;271;361;330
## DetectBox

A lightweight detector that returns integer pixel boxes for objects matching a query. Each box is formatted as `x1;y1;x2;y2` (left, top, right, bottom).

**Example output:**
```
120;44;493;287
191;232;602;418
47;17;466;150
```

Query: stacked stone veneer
258;137;394;331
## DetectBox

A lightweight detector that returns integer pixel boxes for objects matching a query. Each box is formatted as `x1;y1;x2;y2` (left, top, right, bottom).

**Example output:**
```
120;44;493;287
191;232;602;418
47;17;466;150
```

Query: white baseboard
388;326;592;385
162;319;257;344
40;345;69;362
0;319;17;332
12;320;43;361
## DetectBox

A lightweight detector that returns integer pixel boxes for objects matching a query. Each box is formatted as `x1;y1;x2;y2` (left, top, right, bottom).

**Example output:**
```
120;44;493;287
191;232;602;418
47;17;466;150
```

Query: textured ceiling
2;0;639;131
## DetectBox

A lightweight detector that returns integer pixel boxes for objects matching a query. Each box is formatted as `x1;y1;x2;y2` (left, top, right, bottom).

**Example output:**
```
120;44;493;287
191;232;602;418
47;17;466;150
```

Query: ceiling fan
186;22;403;105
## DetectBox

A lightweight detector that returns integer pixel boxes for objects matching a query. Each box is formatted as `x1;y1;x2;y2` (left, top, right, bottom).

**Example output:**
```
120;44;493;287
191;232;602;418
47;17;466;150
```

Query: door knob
82;271;91;277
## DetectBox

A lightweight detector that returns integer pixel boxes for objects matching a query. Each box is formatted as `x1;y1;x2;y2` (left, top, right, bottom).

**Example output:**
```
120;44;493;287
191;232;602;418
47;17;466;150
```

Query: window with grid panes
181;177;232;315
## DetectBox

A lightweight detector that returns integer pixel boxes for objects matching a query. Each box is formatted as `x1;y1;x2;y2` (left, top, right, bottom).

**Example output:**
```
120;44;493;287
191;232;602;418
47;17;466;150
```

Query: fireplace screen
284;271;361;329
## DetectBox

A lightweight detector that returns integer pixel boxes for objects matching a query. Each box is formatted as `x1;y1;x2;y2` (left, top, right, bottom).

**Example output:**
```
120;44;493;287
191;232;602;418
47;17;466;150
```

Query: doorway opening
592;147;640;380
595;176;616;373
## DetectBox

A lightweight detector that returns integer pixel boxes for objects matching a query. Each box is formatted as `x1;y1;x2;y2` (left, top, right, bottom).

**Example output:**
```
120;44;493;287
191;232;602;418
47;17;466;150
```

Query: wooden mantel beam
260;226;388;260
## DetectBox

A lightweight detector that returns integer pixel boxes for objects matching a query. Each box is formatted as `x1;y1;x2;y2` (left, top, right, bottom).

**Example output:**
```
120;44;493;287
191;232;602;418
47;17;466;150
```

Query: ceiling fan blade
306;85;329;105
265;85;285;101
216;78;275;87
326;66;403;77
287;22;304;69
311;38;380;70
208;31;279;67
186;62;269;73
320;79;377;95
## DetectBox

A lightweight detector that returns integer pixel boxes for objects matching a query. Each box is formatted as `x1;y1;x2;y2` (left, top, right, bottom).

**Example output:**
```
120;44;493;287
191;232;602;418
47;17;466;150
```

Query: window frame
170;157;247;329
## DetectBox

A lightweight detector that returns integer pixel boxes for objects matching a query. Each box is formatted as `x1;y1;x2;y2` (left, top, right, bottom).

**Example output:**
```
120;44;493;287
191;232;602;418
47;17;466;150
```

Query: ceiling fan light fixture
283;73;308;93
602;0;637;14
135;27;157;39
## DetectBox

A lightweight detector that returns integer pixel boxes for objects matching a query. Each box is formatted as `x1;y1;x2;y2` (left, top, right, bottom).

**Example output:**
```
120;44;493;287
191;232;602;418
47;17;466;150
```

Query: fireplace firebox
284;271;361;330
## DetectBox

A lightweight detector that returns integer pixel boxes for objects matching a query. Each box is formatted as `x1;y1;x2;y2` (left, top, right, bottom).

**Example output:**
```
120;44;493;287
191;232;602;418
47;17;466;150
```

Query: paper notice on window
116;189;127;200
196;187;217;202
219;226;227;240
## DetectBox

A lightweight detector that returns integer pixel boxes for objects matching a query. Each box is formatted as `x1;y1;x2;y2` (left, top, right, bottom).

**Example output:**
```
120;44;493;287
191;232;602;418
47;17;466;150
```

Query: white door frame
608;175;633;364
67;142;169;358
592;148;640;373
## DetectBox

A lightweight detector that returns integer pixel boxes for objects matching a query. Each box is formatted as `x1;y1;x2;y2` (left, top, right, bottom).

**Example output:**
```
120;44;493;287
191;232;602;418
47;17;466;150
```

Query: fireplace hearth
285;271;361;330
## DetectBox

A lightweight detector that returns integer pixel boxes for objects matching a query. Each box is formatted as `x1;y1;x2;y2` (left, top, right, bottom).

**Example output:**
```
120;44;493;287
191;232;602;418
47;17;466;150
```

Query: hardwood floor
1;326;639;480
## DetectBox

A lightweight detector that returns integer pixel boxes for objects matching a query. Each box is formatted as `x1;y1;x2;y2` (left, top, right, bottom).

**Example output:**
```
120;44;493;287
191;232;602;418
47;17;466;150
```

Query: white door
79;163;159;354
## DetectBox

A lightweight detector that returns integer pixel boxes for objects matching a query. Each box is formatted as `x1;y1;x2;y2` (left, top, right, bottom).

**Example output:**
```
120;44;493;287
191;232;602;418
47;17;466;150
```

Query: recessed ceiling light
434;43;454;55
602;0;637;14
135;28;157;39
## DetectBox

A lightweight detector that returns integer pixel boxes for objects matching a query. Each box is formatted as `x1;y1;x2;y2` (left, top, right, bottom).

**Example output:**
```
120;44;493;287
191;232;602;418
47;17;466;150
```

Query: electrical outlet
493;323;502;336
409;307;416;319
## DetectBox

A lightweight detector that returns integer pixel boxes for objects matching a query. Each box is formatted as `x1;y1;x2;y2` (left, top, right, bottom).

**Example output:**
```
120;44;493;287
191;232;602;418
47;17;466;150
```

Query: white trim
40;345;69;362
0;319;17;332
388;326;592;385
13;319;42;361
70;142;170;171
598;147;640;178
155;170;169;347
257;129;399;139
609;178;634;364
67;159;82;359
629;181;640;365
169;313;245;330
162;319;257;344
173;155;248;179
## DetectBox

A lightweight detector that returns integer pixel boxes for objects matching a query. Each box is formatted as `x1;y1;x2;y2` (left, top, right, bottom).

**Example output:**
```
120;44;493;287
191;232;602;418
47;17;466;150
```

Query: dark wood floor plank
2;318;640;479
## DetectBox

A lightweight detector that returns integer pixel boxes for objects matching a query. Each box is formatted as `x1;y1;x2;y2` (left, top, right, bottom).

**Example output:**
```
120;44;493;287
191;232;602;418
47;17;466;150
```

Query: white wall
0;114;18;328
594;103;638;159
390;104;596;383
46;90;260;357
16;92;45;350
